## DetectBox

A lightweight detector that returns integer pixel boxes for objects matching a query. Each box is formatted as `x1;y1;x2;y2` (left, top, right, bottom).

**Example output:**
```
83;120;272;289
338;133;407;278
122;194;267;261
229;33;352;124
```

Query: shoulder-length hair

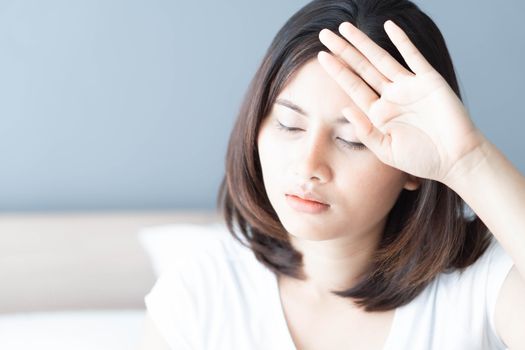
217;0;492;312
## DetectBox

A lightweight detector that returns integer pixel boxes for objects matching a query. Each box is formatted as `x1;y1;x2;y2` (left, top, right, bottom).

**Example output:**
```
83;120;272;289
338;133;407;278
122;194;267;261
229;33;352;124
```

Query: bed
0;210;221;349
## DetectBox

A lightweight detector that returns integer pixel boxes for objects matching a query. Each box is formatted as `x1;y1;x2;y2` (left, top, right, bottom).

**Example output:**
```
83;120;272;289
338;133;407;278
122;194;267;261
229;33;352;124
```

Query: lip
286;190;329;205
285;194;330;214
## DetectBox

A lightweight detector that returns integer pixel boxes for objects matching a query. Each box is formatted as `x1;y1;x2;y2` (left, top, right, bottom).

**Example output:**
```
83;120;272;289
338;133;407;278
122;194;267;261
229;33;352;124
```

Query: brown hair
217;0;492;312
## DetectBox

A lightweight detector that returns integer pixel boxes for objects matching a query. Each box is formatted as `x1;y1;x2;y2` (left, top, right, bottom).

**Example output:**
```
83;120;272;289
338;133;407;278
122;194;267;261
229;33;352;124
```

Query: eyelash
275;121;367;151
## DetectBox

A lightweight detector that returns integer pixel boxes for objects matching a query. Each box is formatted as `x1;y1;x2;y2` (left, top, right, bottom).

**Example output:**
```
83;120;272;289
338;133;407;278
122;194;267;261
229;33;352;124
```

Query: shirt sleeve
485;238;515;349
144;261;201;350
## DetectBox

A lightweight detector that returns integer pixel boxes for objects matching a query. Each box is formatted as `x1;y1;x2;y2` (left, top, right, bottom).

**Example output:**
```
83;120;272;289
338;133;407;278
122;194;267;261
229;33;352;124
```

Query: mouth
285;194;330;214
286;194;328;205
285;191;330;205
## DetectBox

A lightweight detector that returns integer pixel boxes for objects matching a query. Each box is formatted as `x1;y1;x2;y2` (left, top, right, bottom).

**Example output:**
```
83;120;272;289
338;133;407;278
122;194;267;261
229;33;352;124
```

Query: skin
314;20;525;349
257;58;420;303
142;19;525;350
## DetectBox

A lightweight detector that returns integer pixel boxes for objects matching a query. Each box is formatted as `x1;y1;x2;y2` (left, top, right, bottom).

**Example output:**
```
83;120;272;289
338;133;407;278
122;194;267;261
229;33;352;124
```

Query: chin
278;216;340;241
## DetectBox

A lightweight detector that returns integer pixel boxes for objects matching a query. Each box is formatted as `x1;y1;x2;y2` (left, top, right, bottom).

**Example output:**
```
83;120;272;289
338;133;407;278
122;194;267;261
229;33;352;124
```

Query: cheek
338;162;406;214
257;119;292;170
363;169;405;197
257;128;284;195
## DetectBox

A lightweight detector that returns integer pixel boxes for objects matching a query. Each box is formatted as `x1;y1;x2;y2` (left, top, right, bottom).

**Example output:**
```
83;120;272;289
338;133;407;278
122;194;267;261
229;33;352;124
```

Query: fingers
341;100;393;165
319;28;389;95
338;21;411;81
317;50;378;114
383;20;434;75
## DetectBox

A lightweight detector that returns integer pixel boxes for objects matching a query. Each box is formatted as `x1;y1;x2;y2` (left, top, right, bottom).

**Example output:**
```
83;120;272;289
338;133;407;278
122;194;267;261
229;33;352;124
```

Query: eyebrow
275;98;350;124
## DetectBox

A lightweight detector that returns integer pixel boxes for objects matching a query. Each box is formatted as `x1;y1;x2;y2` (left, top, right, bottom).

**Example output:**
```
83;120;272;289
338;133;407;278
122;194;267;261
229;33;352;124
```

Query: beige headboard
0;210;221;314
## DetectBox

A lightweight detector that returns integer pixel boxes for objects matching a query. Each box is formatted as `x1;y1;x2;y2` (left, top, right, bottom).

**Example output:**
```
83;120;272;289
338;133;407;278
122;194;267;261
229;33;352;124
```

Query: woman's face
257;58;419;242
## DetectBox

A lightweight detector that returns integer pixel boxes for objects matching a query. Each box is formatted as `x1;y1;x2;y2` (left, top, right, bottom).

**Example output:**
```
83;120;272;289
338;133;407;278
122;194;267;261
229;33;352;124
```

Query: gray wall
0;0;523;212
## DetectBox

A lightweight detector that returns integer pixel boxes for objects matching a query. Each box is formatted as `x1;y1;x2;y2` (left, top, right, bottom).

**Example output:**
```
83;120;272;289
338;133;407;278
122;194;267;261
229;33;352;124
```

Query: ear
403;174;421;191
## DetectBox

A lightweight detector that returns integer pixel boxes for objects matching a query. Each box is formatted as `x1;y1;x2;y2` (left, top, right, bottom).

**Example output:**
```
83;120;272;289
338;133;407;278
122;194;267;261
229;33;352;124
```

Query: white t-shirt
144;227;515;350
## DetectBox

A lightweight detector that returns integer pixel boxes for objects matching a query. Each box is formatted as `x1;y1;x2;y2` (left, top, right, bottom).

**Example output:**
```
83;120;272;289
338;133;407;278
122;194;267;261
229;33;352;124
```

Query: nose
292;130;332;185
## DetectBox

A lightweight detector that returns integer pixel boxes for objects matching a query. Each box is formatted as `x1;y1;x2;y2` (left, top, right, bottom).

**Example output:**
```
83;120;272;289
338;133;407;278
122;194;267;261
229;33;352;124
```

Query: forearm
444;135;525;278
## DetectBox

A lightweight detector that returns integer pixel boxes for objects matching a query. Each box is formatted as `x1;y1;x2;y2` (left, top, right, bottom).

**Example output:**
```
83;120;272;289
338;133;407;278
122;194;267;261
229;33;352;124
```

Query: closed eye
275;121;302;133
275;121;366;151
337;137;367;150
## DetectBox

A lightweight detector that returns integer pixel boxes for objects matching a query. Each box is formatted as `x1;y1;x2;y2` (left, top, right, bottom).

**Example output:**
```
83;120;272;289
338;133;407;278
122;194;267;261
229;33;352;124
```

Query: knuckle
353;56;370;76
374;50;390;66
339;45;354;64
346;75;361;94
334;64;347;82
339;44;353;59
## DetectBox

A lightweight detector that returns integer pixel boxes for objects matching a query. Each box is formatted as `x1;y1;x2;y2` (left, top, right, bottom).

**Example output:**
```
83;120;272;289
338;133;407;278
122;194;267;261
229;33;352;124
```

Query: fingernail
385;20;396;28
339;22;349;32
317;51;329;65
319;28;329;41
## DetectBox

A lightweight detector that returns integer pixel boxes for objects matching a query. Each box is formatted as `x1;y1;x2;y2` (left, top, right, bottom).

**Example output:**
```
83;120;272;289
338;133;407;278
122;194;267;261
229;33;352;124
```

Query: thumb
342;105;393;165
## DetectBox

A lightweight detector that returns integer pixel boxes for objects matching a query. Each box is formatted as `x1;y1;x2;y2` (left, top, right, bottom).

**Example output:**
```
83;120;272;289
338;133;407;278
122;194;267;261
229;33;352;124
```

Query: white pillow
0;310;144;350
137;222;231;277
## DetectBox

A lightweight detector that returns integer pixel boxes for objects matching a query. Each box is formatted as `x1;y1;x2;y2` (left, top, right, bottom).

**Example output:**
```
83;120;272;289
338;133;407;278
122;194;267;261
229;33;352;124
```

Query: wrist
441;130;494;191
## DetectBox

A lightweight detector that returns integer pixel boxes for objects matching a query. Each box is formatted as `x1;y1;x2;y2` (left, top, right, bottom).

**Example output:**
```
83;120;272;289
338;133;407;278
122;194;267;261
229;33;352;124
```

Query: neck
283;221;384;304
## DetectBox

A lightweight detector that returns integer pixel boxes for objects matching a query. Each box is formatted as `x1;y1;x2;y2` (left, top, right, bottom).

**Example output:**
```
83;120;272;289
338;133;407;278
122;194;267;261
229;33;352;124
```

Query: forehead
276;58;354;120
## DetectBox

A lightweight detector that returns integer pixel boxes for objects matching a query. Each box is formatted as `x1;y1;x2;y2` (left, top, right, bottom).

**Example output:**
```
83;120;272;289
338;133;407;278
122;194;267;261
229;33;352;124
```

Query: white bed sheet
0;309;145;350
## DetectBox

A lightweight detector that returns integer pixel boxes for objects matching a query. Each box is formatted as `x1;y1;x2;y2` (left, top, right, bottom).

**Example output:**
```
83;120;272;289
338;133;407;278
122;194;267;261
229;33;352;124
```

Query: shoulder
400;237;513;349
167;224;265;296
168;223;263;286
144;224;273;348
145;223;264;308
494;264;525;350
437;236;514;295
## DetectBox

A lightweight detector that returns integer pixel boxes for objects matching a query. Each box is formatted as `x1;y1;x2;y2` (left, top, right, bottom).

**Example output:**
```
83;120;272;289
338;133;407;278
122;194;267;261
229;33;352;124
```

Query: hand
317;20;485;183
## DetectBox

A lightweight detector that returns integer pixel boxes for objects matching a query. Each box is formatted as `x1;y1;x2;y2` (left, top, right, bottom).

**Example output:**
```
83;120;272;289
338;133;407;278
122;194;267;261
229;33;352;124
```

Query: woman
142;0;525;349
